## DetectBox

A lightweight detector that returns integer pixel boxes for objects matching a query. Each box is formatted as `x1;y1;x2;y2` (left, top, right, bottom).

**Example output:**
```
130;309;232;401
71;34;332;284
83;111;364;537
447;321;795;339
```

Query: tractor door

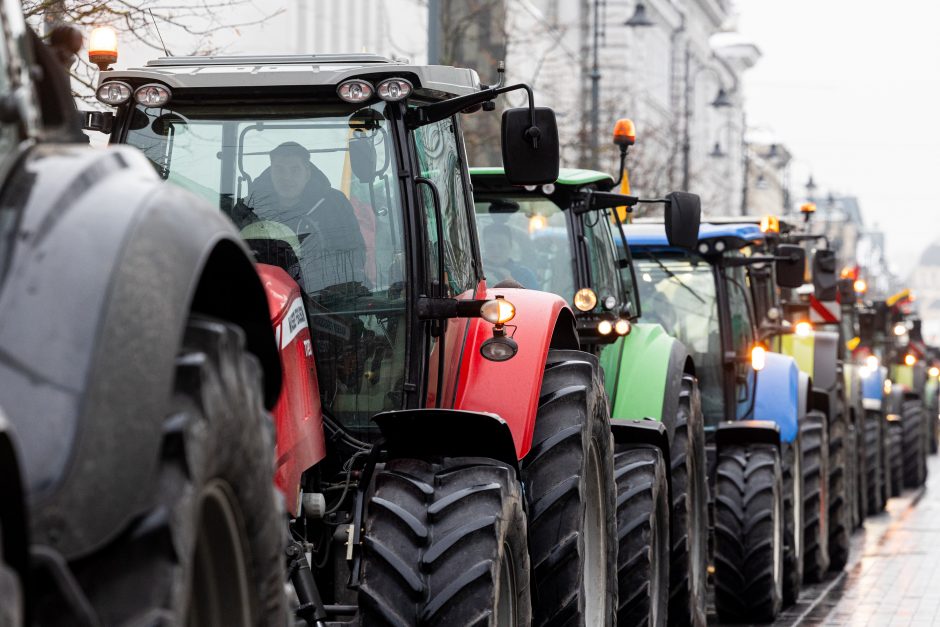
720;258;758;420
411;114;482;408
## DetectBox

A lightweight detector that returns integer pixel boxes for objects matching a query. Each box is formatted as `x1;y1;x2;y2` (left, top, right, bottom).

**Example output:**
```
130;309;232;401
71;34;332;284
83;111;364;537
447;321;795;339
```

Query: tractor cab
625;222;775;426
92;53;560;440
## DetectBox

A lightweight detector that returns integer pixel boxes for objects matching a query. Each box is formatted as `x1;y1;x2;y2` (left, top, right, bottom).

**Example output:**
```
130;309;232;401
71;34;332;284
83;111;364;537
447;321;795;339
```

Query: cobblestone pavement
713;454;940;627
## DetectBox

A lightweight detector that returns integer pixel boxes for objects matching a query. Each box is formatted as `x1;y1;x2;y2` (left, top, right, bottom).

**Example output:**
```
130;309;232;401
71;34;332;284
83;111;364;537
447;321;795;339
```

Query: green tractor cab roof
102;53;483;97
470;166;615;190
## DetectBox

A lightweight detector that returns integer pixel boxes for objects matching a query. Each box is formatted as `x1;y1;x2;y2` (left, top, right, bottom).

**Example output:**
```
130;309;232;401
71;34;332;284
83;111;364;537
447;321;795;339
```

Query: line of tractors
0;10;934;626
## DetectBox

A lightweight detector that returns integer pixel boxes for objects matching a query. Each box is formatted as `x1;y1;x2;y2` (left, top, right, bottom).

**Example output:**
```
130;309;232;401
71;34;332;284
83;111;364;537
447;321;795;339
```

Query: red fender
453;286;572;460
257;264;327;515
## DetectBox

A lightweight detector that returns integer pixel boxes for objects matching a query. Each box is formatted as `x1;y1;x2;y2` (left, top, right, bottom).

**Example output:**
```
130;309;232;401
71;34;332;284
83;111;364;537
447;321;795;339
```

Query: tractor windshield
473;195;575;296
125;101;407;432
634;251;725;423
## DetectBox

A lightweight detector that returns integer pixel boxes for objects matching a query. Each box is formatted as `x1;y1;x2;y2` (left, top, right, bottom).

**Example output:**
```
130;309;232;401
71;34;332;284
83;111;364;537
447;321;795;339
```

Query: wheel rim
583;443;607;623
496;544;517;626
187;480;253;627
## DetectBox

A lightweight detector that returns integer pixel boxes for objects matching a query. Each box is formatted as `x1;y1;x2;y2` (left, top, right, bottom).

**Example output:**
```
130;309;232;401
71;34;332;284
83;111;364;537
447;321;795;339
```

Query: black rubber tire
801;410;830;583
863;410;885;515
358;457;531;626
847;421;861;530
522;349;617;627
614;444;670;627
667;375;708;627
33;316;287;626
887;421;904;497
781;438;803;607
827;415;850;572
930;401;939;455
714;444;784;623
901;399;928;488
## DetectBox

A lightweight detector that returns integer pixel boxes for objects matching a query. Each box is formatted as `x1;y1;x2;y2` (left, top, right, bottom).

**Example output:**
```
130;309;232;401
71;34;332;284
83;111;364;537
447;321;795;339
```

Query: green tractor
470;130;708;626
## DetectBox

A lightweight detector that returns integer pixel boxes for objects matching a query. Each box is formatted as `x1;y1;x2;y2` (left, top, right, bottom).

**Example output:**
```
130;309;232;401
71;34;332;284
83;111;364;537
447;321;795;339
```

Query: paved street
716;454;940;626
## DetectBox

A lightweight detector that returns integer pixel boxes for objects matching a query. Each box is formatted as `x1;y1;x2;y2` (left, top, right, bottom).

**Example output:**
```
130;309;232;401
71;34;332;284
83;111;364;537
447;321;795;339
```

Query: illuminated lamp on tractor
751;344;767;371
480;296;519;362
88;26;118;71
760;215;780;233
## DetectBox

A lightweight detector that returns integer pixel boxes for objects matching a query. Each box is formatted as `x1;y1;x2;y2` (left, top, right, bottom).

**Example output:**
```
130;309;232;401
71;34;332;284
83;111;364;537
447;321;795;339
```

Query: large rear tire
901;399;927;488
0;539;21;627
714;444;784;623
801;410;830;583
827;416;850;571
34;316;287;626
523;349;617;626
667;375;708;627
614;444;670;627
863;410;885;515
782;438;803;606
358;457;530;626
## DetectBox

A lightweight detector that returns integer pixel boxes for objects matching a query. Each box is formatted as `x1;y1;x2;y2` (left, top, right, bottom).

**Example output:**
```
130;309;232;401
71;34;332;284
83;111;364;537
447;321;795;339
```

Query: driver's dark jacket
232;165;366;292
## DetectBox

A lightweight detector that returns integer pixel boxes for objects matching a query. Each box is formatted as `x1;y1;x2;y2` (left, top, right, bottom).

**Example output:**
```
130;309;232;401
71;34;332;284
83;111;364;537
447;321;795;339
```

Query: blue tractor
625;221;820;622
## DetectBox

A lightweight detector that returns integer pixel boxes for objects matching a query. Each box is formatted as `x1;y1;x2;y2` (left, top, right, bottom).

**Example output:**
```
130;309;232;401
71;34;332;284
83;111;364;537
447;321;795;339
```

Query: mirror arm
578;190;638;213
406;82;537;132
417;297;492;320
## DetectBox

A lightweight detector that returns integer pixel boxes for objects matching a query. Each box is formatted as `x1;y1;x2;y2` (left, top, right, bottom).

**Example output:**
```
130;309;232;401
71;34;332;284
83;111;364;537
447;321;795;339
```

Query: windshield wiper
643;252;706;304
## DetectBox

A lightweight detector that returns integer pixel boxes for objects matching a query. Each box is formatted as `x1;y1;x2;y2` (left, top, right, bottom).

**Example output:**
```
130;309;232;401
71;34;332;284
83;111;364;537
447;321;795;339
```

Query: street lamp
625;3;654;27
682;56;735;190
590;1;652;169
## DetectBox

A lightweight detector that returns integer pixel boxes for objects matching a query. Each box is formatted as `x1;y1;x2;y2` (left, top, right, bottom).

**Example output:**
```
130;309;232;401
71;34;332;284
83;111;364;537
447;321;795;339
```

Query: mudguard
373;409;519;473
453;287;575;459
610;418;670;462
716;420;781;450
861;365;886;410
754;352;799;443
599;322;688;429
0;144;279;559
0;411;28;610
811;331;839;393
258;265;326;515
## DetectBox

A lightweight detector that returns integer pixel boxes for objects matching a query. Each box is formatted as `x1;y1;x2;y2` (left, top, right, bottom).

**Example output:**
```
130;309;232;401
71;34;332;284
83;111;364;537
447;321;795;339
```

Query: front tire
901;399;927;488
523;350;617;626
614;444;670;627
34;316;287;627
667;375;708;627
358;457;531;626
714;444;784;623
863;410;885;515
887;420;904;497
801;410;830;583
0;540;21;627
782;438;803;606
827;415;850;571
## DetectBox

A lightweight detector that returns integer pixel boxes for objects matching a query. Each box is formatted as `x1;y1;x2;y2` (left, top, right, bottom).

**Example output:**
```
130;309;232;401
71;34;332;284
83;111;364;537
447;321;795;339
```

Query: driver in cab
234;141;366;293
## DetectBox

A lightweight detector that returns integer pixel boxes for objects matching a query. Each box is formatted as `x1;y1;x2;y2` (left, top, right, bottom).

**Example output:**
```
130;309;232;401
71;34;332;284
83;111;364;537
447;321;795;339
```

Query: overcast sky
735;0;940;277
113;0;937;276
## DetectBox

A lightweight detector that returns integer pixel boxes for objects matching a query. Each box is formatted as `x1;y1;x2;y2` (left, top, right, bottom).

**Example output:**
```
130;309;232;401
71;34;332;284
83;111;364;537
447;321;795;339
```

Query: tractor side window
582;209;627;315
724;262;757;416
413;117;476;296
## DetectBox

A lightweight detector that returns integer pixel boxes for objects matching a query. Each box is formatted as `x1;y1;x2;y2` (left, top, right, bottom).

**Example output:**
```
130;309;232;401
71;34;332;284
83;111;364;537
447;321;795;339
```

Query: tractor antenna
149;10;170;57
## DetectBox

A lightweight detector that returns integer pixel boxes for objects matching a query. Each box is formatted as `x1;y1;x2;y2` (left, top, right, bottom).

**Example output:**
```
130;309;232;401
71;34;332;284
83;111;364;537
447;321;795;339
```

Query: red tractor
89;49;672;623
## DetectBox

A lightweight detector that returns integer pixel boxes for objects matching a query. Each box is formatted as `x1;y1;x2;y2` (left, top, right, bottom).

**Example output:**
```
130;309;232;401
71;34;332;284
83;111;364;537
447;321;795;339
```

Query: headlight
134;83;171;107
337;79;374;103
751;345;766;371
597;320;613;335
614;319;631;336
574;288;597;312
95;81;132;105
480;298;516;325
376;77;413;102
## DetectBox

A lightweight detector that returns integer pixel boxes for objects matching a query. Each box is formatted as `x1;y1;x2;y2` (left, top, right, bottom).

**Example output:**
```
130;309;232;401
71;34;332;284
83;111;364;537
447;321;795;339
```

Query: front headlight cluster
96;81;172;107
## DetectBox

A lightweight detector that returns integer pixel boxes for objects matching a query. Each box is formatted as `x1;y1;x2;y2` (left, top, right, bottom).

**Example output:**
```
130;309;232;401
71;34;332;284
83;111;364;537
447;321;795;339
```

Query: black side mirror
501;107;559;186
837;278;857;305
775;244;806;288
859;310;876;341
348;135;377;182
663;192;701;250
813;249;838;300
